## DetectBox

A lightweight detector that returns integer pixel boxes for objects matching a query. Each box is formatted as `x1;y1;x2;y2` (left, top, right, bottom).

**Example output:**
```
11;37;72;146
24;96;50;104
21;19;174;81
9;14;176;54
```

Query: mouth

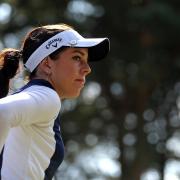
75;78;85;86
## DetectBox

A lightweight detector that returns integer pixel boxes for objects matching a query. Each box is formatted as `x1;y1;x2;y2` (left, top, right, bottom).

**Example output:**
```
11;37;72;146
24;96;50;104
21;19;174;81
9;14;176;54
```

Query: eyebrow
72;50;86;56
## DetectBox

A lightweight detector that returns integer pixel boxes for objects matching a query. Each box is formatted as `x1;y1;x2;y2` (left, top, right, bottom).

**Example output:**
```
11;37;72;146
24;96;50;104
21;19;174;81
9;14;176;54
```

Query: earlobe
44;58;52;70
45;58;51;68
39;58;51;75
41;59;52;81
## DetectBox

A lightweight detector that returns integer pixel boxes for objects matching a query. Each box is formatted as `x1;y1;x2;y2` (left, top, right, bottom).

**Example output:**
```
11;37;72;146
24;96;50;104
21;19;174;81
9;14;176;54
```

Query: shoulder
24;85;60;104
0;85;61;125
23;85;61;112
1;85;61;108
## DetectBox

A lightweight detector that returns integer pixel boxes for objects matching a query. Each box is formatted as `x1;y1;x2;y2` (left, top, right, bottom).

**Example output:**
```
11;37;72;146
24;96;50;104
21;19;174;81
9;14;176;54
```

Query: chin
64;91;81;99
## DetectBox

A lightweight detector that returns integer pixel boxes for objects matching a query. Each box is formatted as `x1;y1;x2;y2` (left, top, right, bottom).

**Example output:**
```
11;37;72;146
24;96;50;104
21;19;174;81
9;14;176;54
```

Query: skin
36;48;91;99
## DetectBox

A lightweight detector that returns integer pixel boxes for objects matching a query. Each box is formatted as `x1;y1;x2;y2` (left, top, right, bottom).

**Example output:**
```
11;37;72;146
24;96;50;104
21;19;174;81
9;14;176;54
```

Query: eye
72;55;81;61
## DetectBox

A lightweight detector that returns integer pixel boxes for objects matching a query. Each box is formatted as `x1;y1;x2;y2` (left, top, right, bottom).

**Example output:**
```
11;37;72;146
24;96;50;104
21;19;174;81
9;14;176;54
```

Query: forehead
63;47;88;56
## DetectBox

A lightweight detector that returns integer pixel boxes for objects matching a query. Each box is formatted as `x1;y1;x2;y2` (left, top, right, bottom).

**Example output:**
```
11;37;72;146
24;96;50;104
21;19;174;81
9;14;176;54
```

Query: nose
81;62;91;76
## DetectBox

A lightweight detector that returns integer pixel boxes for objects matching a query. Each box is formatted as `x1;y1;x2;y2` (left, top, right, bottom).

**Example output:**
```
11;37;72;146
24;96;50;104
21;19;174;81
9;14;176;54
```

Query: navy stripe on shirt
44;113;64;180
0;147;4;180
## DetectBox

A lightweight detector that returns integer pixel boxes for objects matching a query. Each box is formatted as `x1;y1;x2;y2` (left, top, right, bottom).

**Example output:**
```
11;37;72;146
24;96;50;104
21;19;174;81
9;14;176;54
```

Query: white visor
25;29;110;72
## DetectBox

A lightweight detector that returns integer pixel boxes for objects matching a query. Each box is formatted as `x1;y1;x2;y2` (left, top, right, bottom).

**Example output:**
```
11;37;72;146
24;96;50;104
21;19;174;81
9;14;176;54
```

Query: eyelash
73;55;81;61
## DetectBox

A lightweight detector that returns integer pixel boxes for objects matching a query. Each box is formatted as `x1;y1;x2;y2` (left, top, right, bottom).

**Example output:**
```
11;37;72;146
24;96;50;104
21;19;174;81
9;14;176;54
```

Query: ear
40;57;52;74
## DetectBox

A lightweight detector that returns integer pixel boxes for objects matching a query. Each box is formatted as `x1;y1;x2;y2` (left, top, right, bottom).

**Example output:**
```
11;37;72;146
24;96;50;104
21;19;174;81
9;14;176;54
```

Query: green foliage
1;0;180;179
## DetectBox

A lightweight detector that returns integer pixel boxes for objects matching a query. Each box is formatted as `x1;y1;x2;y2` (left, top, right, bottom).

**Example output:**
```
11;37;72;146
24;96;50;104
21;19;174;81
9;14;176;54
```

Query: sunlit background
1;0;180;179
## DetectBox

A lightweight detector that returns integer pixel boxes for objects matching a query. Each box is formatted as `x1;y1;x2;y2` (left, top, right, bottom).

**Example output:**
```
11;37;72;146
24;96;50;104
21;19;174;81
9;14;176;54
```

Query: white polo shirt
0;79;64;180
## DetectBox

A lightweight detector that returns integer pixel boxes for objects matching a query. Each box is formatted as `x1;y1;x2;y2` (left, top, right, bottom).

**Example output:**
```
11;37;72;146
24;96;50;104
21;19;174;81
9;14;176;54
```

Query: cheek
59;59;80;75
52;61;78;86
55;64;75;79
50;60;83;98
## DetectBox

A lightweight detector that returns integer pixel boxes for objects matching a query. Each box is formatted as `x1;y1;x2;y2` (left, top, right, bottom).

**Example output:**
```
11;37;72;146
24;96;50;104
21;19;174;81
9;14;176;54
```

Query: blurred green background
1;0;180;179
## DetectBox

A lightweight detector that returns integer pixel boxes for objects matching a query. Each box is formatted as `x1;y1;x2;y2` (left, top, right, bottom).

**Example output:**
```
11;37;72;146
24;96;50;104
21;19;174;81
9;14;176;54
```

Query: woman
0;23;110;180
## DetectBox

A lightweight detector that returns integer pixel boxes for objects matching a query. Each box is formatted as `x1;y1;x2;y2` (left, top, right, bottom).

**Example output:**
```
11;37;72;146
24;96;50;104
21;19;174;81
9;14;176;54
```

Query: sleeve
0;86;61;151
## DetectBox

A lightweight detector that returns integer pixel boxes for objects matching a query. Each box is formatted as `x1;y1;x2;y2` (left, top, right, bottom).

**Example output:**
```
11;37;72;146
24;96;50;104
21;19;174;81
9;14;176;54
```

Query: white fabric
25;29;107;72
0;85;61;180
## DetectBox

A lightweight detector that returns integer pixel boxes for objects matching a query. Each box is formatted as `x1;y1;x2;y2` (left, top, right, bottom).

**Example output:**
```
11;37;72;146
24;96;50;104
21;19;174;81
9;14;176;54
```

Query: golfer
0;23;110;180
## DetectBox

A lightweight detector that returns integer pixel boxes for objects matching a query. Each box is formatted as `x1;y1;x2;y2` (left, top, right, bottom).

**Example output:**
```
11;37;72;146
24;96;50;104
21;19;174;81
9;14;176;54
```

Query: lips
75;78;85;86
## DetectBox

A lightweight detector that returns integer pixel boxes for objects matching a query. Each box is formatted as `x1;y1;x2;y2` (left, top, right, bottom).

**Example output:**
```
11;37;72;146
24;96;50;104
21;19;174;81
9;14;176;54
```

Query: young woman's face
48;47;91;98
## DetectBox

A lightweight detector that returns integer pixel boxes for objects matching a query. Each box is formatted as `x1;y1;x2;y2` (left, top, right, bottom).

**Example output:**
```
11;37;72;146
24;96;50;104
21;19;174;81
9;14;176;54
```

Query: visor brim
71;38;110;61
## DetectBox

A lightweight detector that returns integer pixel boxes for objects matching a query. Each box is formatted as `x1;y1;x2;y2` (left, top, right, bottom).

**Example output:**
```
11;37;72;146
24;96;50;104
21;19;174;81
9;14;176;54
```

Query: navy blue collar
16;79;55;93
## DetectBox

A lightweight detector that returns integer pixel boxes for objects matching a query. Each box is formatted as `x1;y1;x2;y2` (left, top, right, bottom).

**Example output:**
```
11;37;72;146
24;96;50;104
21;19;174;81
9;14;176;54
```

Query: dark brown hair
0;24;72;98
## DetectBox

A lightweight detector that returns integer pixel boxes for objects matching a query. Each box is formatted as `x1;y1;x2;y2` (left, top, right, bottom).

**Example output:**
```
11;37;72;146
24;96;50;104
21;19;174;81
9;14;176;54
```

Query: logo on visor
46;38;62;49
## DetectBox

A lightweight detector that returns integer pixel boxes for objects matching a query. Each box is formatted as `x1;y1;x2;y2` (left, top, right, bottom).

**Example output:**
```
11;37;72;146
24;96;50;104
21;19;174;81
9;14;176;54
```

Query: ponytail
0;48;21;98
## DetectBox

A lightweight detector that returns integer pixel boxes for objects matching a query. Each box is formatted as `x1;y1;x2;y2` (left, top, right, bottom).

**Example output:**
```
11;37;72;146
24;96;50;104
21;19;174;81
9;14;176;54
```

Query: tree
1;0;180;179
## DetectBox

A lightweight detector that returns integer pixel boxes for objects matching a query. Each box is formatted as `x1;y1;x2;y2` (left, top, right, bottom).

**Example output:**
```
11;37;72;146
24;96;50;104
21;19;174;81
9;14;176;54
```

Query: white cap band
25;29;109;72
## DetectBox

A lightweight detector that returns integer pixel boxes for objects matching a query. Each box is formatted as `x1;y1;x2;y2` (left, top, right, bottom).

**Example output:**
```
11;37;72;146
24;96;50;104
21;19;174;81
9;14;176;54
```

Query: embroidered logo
46;38;62;49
